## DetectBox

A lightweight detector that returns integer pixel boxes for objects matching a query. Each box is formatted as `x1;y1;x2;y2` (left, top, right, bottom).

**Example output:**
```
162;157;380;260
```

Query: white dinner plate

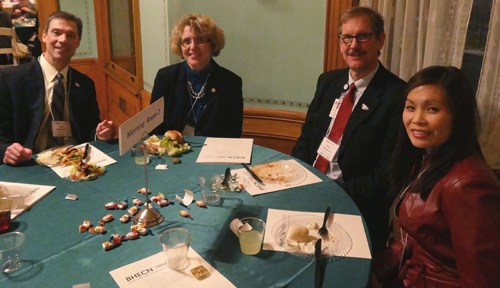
271;214;353;261
250;160;307;187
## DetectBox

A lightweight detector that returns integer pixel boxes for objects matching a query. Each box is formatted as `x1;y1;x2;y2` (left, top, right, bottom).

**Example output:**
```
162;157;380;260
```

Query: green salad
145;135;191;156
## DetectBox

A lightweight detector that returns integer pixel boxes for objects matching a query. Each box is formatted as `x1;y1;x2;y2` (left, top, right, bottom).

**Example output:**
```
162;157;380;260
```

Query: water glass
134;146;150;165
0;232;25;274
159;228;191;270
237;217;266;255
198;174;221;205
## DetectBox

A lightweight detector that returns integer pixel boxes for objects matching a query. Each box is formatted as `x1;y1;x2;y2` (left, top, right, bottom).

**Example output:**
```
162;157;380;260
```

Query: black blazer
150;60;243;137
292;64;406;252
0;60;101;160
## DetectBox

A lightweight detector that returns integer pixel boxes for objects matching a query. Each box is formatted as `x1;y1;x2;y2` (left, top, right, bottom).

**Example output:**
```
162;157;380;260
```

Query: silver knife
242;163;265;186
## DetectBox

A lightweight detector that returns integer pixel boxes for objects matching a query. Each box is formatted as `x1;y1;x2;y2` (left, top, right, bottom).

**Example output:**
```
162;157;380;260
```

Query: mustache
347;49;366;56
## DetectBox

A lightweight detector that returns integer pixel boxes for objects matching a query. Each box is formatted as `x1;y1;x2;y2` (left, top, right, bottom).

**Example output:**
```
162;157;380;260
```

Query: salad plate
65;162;105;181
142;135;191;157
35;145;84;167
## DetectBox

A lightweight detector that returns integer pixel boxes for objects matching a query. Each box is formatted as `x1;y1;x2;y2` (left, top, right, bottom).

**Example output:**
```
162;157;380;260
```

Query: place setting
34;142;117;180
263;208;371;260
232;159;323;196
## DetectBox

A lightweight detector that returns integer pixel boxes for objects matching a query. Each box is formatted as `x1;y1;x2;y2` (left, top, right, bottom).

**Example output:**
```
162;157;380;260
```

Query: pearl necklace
187;77;209;100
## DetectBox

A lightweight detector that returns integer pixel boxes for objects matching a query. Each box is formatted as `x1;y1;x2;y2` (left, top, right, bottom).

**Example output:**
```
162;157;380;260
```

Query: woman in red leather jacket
372;66;500;287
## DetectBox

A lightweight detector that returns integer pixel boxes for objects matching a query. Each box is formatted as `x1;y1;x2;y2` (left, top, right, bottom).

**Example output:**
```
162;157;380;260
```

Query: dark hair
44;11;83;39
388;66;481;200
339;6;384;39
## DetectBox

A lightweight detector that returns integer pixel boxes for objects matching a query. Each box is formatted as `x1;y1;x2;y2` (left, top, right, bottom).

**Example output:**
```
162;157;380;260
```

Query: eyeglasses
338;33;373;44
181;38;208;47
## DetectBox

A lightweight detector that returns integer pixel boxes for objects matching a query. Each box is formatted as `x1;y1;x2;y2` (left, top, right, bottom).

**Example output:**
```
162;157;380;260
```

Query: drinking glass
237;217;266;255
0;198;12;232
134;145;150;165
159;228;191;270
198;174;221;205
0;232;25;274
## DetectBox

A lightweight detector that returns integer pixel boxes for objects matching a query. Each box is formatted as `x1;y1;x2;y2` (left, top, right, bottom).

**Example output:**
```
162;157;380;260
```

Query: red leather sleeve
442;174;500;287
371;232;415;284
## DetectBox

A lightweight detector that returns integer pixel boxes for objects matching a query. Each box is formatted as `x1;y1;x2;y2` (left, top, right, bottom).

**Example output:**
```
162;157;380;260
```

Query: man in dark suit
292;7;406;254
0;11;116;165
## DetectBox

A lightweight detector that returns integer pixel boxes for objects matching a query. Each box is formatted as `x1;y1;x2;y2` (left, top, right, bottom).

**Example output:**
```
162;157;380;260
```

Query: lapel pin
75;82;80;87
361;103;369;110
211;88;216;93
343;84;349;90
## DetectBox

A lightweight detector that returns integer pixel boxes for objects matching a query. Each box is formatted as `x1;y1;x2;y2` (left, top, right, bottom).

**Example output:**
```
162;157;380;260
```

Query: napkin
176;189;194;206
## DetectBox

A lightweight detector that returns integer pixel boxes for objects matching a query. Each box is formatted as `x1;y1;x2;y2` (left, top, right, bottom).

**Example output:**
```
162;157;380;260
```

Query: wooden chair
0;27;20;67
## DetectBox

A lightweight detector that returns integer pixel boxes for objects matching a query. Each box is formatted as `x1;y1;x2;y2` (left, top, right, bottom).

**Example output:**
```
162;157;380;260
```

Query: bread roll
164;130;184;143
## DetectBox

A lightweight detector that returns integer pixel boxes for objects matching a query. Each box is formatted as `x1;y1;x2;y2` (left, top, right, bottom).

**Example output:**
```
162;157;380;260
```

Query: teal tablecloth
0;136;371;287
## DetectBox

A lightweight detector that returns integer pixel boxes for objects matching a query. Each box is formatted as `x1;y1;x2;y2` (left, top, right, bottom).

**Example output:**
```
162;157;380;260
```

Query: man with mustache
292;6;405;254
0;11;116;166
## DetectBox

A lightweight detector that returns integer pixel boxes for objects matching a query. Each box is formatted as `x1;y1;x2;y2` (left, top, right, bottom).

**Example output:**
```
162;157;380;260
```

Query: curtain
477;0;500;169
360;0;473;81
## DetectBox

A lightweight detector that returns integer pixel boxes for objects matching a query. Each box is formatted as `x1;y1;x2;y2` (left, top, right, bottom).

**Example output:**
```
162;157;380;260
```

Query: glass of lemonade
237;217;266;255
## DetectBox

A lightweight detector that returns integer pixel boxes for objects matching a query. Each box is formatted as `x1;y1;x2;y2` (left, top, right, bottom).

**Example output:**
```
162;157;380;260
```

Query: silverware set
315;206;331;288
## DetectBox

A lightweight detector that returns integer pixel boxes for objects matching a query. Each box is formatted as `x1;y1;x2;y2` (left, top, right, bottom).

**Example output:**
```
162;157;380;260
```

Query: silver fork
318;207;331;236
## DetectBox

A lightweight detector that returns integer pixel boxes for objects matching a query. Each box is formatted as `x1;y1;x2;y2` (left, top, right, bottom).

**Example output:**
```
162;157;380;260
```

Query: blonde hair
170;14;225;58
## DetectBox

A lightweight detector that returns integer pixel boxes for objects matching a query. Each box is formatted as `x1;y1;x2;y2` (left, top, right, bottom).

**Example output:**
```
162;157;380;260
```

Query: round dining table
0;136;371;288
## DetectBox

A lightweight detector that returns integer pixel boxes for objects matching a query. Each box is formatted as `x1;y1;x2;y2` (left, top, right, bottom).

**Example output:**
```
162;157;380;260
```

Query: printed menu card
110;248;235;288
196;138;253;164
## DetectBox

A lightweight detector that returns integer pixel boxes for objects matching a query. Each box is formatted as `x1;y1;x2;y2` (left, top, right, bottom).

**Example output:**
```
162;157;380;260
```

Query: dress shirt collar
39;54;69;84
348;63;379;98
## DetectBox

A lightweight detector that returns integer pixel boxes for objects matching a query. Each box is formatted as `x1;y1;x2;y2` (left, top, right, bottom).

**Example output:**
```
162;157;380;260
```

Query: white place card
0;182;56;219
196;138;253;164
118;97;164;156
110;248;235;288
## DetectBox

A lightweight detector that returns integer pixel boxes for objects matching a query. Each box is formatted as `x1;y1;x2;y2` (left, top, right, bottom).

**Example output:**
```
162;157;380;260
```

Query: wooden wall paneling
70;59;109;120
324;0;359;72
93;0;111;68
139;89;150;111
107;76;141;127
242;108;306;155
36;0;59;52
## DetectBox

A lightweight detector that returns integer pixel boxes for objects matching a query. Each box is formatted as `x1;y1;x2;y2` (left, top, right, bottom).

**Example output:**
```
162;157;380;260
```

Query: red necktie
314;83;356;173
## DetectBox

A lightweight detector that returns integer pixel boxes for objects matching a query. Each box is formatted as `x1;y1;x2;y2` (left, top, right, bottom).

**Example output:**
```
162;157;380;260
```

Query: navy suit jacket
0;60;101;161
150;60;243;137
292;64;406;252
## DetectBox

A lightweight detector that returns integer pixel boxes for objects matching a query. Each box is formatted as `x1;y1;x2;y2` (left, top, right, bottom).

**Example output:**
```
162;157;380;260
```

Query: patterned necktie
314;83;357;173
51;73;65;121
47;72;65;147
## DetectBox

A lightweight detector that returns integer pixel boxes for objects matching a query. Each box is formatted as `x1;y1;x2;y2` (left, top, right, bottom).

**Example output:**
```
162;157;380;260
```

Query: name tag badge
317;137;339;162
52;121;72;137
329;99;341;118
